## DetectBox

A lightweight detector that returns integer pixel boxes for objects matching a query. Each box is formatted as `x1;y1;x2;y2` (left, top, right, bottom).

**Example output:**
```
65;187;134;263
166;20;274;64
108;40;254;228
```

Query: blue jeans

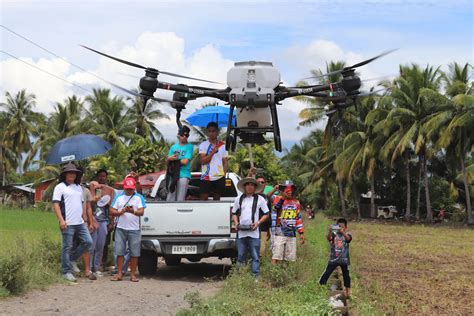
236;237;261;277
61;224;93;274
114;228;141;257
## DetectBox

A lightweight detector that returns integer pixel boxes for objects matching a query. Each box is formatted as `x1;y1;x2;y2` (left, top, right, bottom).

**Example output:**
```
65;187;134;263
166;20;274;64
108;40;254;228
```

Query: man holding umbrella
52;162;93;282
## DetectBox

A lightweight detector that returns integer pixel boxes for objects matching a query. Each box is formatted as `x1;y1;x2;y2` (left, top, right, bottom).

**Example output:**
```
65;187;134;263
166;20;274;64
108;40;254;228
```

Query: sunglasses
257;181;266;184
179;133;190;137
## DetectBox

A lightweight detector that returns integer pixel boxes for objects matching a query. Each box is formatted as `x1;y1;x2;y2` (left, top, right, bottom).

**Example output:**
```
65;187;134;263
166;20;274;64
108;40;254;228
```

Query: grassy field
0;207;62;296
179;214;334;315
349;220;474;315
0;207;60;252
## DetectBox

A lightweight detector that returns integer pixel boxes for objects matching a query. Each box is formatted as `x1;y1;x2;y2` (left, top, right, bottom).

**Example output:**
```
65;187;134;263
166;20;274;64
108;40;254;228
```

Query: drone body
82;45;396;152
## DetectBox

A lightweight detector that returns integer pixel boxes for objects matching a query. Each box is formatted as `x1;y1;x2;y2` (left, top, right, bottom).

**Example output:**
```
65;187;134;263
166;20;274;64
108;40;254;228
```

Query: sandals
130;276;139;282
111;274;123;281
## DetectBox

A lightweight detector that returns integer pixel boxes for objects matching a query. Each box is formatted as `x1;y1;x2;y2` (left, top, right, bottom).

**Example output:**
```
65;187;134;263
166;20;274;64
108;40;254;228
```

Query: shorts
114;228;141;257
200;177;225;195
272;235;297;261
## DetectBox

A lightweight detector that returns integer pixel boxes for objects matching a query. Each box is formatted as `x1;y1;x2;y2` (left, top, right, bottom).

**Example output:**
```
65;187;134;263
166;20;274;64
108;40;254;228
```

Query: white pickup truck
137;172;241;275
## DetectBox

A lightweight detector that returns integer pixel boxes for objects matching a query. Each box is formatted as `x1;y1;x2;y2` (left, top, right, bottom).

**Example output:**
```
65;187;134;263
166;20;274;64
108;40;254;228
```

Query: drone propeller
302;49;398;81
81;45;223;84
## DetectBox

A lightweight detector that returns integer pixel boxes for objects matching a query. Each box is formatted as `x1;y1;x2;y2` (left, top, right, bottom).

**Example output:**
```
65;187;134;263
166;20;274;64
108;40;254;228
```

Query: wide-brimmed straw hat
237;177;264;194
61;162;82;174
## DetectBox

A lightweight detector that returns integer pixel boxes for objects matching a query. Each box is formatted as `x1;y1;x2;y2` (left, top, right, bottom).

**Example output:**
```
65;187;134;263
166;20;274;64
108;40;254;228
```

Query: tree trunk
0;145;5;186
415;159;422;220
370;175;376;218
405;151;411;220
423;155;433;222
338;178;347;217
460;156;473;224
352;182;361;219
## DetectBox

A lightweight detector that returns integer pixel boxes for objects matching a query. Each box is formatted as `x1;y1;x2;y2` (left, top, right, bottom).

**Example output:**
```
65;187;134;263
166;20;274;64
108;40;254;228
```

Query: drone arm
276;84;335;101
156;82;229;101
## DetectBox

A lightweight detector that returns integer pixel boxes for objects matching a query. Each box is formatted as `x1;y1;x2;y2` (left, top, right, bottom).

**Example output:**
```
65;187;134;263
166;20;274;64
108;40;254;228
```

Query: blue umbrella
186;105;236;128
46;134;112;165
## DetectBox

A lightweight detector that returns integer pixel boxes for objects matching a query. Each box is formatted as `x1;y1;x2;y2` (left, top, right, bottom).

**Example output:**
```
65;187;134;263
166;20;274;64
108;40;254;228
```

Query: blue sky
1;0;472;148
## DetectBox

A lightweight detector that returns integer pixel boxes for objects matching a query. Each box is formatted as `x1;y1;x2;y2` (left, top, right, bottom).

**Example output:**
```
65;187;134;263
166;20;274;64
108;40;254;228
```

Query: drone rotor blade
159;71;224;85
302;49;398;81
357;88;387;97
347;49;398;69
81;45;148;70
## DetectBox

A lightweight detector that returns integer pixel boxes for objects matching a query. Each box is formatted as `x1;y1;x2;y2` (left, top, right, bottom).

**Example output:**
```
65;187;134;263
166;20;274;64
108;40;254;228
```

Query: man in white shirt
199;122;229;200
52;162;93;282
232;178;270;279
109;177;144;282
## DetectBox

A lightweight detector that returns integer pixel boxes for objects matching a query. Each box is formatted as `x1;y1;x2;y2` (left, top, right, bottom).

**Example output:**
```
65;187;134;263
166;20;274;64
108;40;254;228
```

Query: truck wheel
138;251;158;276
164;257;182;266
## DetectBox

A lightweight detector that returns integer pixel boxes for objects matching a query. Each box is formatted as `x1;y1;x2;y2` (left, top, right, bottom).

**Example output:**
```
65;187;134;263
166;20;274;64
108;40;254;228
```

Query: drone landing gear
269;103;282;152
225;105;236;152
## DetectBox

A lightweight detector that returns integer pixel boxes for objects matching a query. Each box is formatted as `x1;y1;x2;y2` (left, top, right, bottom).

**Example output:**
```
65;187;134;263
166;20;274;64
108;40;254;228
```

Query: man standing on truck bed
232;177;270;279
199;121;229;200
166;126;193;201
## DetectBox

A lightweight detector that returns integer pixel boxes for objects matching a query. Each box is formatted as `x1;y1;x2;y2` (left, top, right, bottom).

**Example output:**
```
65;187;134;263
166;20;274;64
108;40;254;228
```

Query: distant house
0;183;35;207
114;171;165;196
34;179;55;202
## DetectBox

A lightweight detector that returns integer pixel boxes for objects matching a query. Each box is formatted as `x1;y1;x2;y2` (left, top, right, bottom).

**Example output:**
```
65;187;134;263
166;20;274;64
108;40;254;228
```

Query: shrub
0;252;27;295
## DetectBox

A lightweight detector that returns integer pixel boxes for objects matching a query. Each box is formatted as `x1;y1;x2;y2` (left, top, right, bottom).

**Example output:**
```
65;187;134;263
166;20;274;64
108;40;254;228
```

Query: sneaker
71;262;80;273
87;272;97;280
63;273;77;282
95;271;104;277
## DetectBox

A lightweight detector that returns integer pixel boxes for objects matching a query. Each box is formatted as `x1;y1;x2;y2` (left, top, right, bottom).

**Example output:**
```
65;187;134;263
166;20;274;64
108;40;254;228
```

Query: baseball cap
123;177;136;190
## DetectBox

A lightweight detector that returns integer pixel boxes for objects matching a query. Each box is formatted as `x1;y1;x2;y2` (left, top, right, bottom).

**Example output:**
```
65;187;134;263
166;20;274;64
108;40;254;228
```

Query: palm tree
424;63;473;223
335;94;388;218
85;89;135;145
0;90;41;174
27;95;85;166
126;95;169;142
380;64;443;221
297;61;349;215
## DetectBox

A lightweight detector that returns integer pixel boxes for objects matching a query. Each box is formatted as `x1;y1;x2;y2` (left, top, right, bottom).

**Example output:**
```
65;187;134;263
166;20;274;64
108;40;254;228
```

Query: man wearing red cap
271;181;305;264
109;177;144;282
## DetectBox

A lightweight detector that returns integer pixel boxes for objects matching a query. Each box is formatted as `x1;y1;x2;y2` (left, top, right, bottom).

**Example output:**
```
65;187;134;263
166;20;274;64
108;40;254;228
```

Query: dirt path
0;258;230;316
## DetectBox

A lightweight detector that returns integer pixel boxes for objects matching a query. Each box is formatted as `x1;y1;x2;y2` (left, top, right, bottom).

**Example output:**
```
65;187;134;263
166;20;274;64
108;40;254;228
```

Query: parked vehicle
377;205;398;219
137;172;241;275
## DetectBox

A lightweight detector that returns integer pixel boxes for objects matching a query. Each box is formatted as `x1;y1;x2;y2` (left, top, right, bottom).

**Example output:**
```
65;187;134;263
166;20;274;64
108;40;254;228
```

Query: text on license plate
172;245;197;254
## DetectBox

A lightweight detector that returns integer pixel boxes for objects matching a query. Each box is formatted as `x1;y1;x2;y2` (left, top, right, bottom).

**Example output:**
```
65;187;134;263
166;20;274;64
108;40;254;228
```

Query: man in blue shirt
166;126;194;201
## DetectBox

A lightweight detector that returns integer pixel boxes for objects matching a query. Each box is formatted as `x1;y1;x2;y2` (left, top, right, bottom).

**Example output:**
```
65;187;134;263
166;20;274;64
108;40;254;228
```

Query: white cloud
0;57;75;113
282;40;381;84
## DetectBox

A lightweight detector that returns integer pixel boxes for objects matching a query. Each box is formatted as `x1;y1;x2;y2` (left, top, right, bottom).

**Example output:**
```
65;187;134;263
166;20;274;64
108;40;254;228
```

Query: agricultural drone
82;45;396;152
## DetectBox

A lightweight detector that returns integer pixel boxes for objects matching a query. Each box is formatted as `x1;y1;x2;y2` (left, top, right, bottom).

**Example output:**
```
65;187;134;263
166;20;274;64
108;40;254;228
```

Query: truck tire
138;251;158;276
164;257;181;266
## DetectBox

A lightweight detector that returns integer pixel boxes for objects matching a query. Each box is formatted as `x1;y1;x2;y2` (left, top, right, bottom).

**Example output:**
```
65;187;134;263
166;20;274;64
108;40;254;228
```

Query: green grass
0;207;62;297
178;214;334;315
0;207;60;252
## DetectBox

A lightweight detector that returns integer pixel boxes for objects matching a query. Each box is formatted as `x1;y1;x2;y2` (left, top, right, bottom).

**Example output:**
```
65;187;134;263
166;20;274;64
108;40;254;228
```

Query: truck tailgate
141;201;232;236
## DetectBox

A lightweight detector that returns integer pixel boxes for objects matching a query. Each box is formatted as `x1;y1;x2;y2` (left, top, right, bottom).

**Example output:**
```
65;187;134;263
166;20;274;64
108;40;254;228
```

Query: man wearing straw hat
52;162;93;282
232;177;270;279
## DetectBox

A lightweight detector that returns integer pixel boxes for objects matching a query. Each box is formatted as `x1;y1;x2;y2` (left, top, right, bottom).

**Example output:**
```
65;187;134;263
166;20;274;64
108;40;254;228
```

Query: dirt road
0;258;230;316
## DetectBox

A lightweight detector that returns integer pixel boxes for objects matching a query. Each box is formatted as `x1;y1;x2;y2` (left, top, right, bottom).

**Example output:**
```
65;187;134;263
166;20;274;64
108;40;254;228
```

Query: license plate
172;245;197;254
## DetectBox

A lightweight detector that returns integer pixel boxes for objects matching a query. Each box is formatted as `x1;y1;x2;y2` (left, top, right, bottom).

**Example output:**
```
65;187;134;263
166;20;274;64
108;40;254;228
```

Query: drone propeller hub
139;75;158;97
341;75;361;95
